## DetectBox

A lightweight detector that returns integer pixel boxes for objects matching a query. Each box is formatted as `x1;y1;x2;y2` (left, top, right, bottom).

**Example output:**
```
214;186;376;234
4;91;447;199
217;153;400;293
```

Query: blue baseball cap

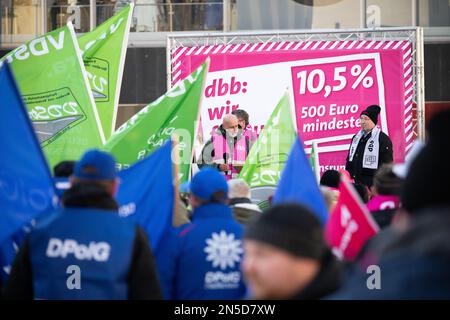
74;149;116;181
190;168;228;201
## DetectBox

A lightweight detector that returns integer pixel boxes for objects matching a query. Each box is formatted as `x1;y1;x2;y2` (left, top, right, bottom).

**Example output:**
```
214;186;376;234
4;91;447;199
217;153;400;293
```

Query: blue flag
0;64;57;245
0;226;28;284
117;140;174;255
273;137;329;226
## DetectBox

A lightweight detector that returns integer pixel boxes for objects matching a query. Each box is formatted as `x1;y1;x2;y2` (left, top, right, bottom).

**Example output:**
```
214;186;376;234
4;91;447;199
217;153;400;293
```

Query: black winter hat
401;109;450;214
361;105;381;125
244;204;328;260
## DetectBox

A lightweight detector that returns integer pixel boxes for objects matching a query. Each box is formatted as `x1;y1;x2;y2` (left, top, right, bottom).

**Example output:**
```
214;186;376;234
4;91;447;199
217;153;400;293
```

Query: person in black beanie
242;204;342;300
330;110;450;299
346;105;393;188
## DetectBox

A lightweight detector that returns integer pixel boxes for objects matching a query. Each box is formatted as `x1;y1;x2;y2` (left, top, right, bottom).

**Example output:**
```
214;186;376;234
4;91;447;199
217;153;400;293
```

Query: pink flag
325;175;379;261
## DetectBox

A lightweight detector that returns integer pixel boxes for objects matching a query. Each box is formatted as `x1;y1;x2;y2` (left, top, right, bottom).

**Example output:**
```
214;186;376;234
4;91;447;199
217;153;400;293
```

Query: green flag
0;23;105;169
78;4;134;139
239;91;297;205
104;60;209;182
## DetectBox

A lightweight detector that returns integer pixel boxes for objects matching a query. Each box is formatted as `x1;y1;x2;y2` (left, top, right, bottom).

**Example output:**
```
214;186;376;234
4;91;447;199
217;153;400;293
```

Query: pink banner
171;39;414;172
325;176;379;261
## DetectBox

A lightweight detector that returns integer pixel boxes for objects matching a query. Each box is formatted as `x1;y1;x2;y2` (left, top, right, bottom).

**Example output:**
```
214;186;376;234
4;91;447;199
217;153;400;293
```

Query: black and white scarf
348;127;380;170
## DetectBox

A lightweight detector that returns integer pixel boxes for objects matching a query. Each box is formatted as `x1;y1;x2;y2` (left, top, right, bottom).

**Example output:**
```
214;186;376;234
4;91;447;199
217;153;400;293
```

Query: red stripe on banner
405;142;414;152
401;41;414;153
194;46;206;55
393;41;404;50
265;41;277;51
185;46;197;56
404;104;413;115
319;41;331;50
338;40;349;49
329;41;340;50
284;41;295;50
221;44;233;54
257;42;269;52
239;43;251;53
203;45;215;55
356;40;367;49
302;41;313;50
172;61;181;72
365;40;376;49
248;42;259;52
383;40;395;50
311;41;323;50
230;44;241;53
293;41;304;50
347;40;358;50
275;41;286;50
172;70;182;83
172;47;187;62
212;44;224;54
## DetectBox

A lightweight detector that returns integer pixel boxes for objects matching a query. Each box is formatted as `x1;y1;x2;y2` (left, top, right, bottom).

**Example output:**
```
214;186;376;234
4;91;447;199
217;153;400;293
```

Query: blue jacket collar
192;203;233;221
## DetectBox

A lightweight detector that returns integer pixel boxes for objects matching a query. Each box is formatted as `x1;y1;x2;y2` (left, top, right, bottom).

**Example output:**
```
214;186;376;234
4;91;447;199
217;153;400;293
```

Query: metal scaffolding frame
167;27;425;140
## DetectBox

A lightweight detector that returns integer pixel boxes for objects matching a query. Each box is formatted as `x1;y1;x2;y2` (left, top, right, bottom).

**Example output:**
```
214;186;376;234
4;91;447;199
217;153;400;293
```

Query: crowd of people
1;106;450;300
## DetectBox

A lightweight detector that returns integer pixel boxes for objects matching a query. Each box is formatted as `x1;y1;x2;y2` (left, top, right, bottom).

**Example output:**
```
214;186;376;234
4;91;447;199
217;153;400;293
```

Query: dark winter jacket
290;250;343;300
329;207;450;299
3;183;162;300
229;198;262;225
156;203;247;300
345;130;393;187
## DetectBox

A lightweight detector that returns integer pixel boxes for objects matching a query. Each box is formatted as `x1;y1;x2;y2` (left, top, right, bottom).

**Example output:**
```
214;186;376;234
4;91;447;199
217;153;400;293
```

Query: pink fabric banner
325;176;379;261
172;39;414;172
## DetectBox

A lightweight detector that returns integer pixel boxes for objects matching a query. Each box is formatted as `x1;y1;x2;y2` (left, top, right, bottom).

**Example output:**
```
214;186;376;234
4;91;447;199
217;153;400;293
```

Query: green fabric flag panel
104;60;209;182
0;22;105;169
239;91;297;189
78;4;134;139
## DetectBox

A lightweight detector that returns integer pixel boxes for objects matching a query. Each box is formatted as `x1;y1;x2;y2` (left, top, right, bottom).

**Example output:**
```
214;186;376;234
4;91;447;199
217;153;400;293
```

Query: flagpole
312;140;320;183
171;134;182;226
190;58;210;181
111;3;134;137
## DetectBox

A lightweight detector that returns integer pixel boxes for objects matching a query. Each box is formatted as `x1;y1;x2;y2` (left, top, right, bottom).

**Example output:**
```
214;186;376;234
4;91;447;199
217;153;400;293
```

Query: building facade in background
1;0;449;127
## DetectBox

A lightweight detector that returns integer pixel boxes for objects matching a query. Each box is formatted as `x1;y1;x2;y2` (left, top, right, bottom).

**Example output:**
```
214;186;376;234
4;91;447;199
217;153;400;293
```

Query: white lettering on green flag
239;91;297;205
78;4;134;139
104;60;209;182
0;22;105;170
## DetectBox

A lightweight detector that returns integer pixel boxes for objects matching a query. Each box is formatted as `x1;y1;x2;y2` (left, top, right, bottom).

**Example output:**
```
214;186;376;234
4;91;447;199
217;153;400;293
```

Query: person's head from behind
401;109;450;216
320;170;340;189
373;164;402;196
228;179;251;200
189;168;229;209
360;105;381;133
231;109;249;130
222;114;239;138
53;160;76;178
242;204;327;299
69;149;118;196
